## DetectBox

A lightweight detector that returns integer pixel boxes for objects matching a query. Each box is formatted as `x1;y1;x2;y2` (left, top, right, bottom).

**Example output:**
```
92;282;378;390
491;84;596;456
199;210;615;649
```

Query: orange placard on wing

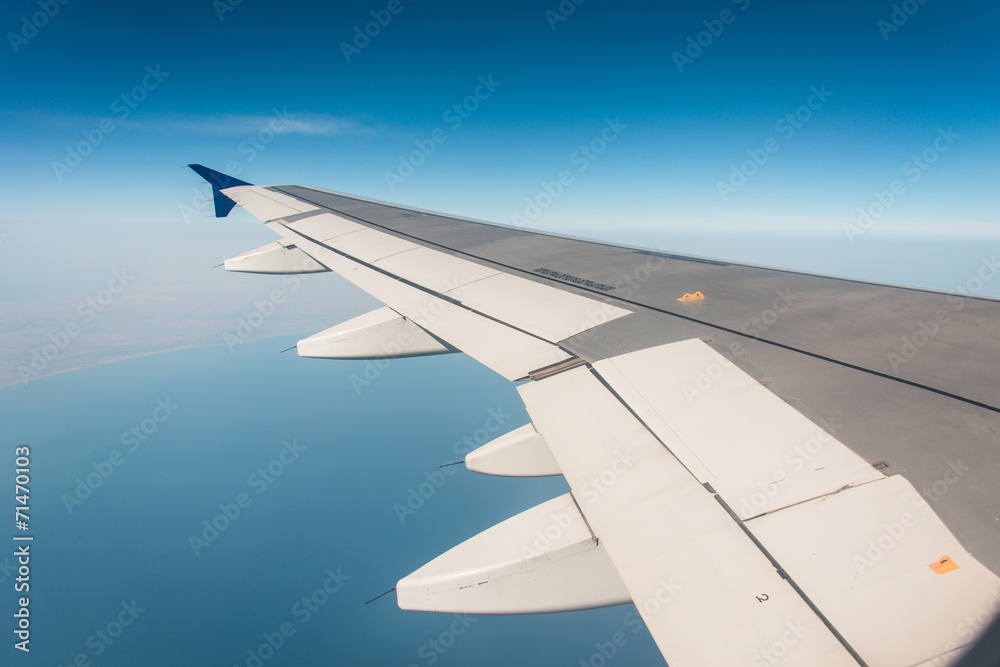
930;556;959;574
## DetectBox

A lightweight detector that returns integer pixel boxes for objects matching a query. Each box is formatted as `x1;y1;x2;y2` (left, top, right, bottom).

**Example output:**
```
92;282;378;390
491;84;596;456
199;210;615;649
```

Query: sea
0;336;662;666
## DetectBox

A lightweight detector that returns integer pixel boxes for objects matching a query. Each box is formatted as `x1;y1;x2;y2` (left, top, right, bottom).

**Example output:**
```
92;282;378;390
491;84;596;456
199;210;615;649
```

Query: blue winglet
188;164;253;218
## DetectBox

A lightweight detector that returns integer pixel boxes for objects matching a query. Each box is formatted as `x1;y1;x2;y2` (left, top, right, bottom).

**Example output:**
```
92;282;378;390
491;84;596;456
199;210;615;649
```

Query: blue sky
2;0;997;241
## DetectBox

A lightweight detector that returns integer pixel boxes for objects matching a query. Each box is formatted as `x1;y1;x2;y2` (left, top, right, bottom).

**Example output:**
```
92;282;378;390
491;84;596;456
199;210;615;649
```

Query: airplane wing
188;164;1000;666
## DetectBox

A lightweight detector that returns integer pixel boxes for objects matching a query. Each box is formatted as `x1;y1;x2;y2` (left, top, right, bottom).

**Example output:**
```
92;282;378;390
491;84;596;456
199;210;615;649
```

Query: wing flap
579;338;999;665
518;365;859;666
322;227;421;263
285;211;367;241
278;226;571;380
594;339;885;519
748;475;1000;666
374;246;502;294
441;272;631;344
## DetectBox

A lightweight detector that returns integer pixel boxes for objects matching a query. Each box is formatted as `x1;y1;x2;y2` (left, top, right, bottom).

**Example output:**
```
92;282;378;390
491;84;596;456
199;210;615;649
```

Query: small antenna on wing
213;263;224;268
364;587;396;605
440;461;463;468
280;346;297;353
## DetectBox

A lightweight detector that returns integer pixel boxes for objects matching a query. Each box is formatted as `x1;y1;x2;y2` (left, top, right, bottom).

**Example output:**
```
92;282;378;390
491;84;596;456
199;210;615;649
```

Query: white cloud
121;111;375;137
